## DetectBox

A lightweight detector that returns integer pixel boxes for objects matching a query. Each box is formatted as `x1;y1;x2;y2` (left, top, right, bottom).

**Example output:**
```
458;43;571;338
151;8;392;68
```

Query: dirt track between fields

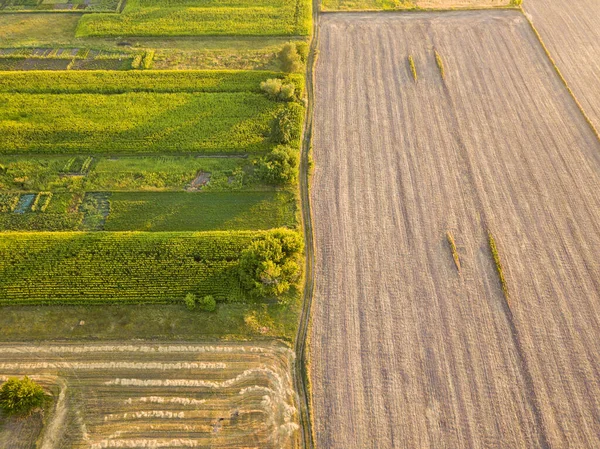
310;10;600;449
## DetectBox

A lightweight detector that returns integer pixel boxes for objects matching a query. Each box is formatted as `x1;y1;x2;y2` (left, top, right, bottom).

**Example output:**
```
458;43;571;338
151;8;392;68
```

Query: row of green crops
0;70;304;95
0;230;299;304
0;92;299;155
76;0;312;37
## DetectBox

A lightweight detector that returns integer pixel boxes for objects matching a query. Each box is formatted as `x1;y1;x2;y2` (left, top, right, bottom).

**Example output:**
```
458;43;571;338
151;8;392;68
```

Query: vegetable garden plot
0;92;288;155
0;342;300;449
312;10;600;449
76;0;312;37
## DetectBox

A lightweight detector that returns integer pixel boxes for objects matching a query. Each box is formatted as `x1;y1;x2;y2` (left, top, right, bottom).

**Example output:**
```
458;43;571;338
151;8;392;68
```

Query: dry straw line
446;231;461;272
521;9;600;144
408;55;418;82
488;232;510;307
434;49;446;80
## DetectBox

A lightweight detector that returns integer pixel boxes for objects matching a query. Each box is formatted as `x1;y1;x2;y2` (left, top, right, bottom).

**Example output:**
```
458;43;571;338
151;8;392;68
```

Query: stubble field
0;342;299;449
310;10;600;449
522;0;600;132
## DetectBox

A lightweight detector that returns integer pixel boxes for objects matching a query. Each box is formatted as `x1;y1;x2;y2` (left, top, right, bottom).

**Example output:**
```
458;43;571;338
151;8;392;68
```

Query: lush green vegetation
76;0;312;37
0;70;304;95
0;377;46;418
105;191;297;231
0;230;303;304
239;228;303;301
0;156;259;192
0;92;295;155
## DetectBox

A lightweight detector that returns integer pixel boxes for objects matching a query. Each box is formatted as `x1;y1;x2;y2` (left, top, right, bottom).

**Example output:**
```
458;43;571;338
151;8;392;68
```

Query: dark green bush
198;295;216;312
239;229;303;300
0;377;46;417
184;292;197;310
278;43;302;73
256;146;298;185
270;103;303;144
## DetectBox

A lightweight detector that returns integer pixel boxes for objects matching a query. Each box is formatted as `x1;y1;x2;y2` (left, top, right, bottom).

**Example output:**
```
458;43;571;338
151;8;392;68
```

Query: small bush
142;50;155;69
295;42;309;63
0;377;46;417
270;103;303;144
279;83;296;101
510;0;522;5
260;78;297;101
278;43;302;73
131;54;143;69
256;146;298;185
184;292;196;310
198;295;216;312
239;229;303;300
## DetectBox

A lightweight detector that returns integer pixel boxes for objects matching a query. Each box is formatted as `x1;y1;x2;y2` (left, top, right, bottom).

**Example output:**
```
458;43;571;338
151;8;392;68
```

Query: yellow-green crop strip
76;0;312;37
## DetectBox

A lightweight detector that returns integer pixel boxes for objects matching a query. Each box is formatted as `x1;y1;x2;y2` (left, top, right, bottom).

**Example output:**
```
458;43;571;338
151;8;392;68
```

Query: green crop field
0;230;296;304
0;91;293;155
0;70;304;94
105;191;297;231
76;0;312;37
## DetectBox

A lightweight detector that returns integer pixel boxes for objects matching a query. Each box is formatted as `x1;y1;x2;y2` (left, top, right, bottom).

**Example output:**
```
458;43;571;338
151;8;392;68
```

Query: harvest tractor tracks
309;8;600;449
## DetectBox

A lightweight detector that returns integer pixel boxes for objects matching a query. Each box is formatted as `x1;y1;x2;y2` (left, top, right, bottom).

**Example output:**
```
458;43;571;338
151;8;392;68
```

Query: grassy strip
0;230;300;305
488;232;509;305
408;55;417;82
0;70;304;95
446;231;460;272
76;0;312;37
0;92;293;155
105;191;297;231
521;9;600;143
434;49;445;80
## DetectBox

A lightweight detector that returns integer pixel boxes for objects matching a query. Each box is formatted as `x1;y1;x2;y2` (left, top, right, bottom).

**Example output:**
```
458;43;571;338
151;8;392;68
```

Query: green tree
256;146;298;185
270;103;303;144
239;230;303;300
0;377;46;417
278;43;302;73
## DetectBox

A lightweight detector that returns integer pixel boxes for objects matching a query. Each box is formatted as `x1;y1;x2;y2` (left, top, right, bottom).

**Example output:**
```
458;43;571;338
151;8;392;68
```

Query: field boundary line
520;7;600;144
294;0;320;447
319;6;520;14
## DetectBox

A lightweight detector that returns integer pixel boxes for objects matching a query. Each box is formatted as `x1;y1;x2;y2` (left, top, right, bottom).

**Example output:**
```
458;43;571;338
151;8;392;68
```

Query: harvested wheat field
321;0;510;11
0;342;299;449
523;0;600;131
310;10;600;449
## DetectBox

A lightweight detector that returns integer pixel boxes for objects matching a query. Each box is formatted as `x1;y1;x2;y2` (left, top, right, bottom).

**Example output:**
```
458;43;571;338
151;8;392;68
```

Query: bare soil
523;0;600;132
310;10;600;449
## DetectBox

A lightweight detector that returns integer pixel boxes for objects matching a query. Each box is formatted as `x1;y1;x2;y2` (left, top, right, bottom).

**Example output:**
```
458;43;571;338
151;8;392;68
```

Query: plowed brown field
523;0;600;131
310;10;600;449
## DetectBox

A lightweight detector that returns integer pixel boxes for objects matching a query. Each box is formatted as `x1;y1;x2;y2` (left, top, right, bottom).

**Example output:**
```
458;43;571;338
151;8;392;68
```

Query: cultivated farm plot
76;0;312;37
0;342;300;449
523;0;600;132
311;10;600;449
